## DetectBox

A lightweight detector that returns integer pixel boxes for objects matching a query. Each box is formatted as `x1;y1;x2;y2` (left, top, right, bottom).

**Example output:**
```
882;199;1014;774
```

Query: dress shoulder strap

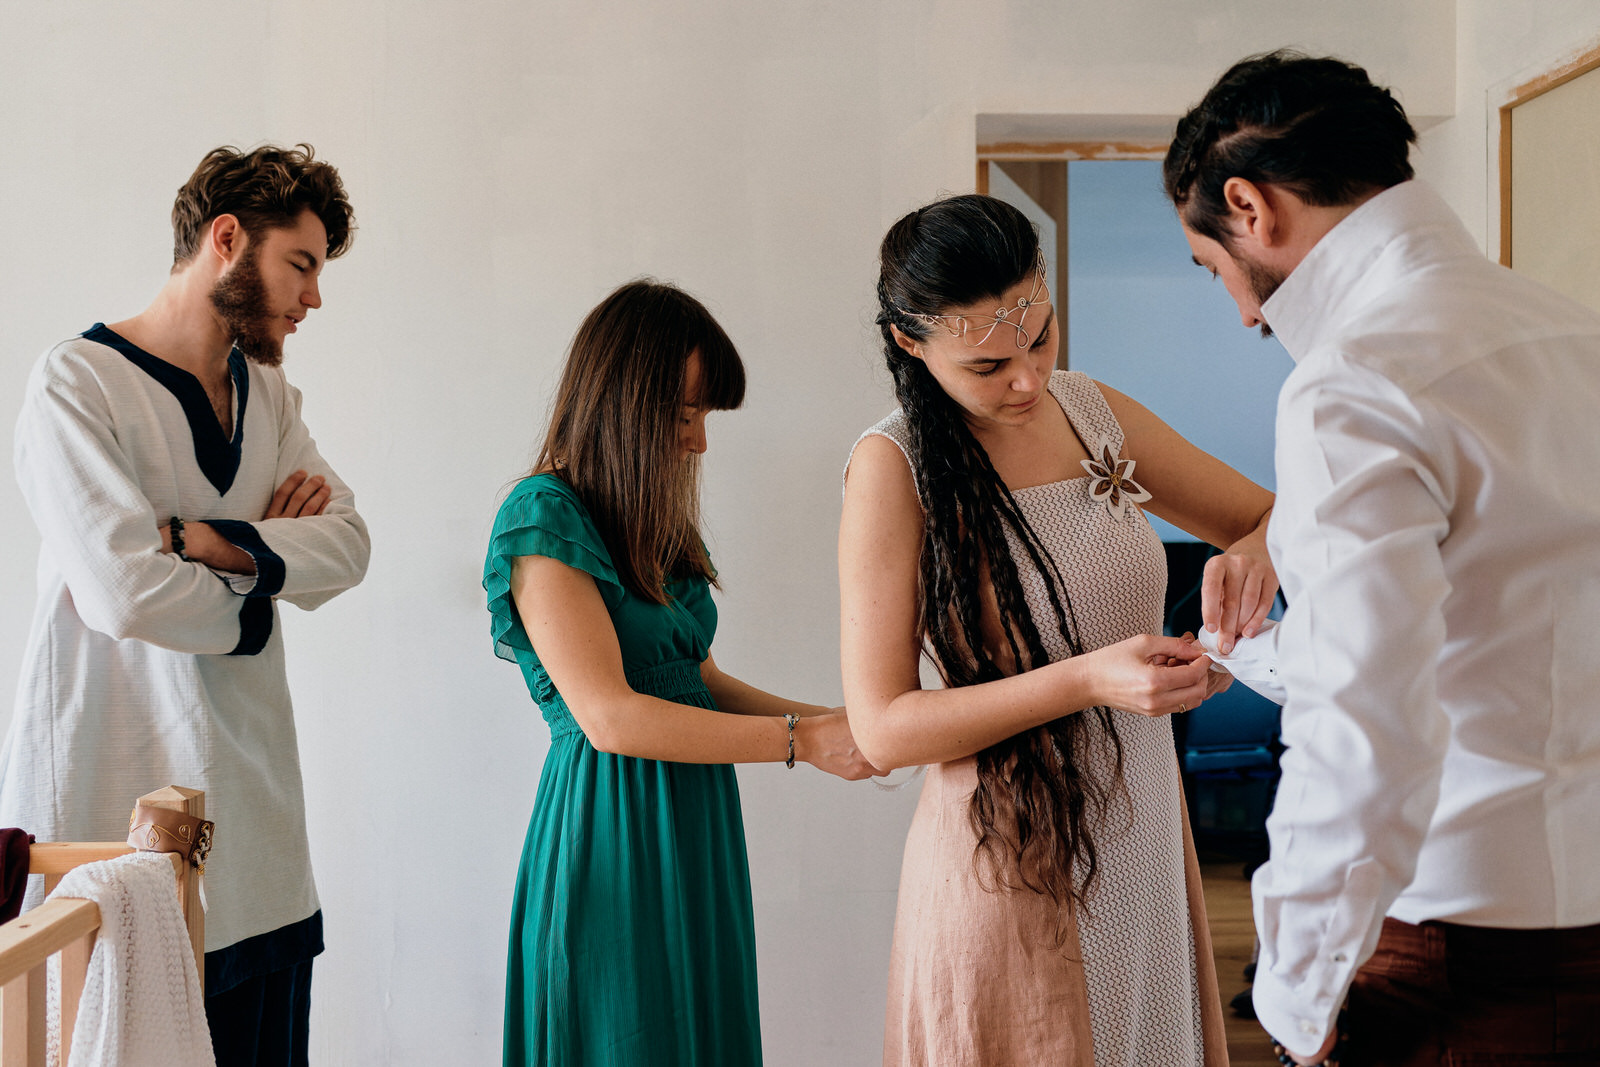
1047;369;1127;457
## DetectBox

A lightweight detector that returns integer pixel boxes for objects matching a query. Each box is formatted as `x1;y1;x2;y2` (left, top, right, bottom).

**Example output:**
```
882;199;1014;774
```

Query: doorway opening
975;152;1289;539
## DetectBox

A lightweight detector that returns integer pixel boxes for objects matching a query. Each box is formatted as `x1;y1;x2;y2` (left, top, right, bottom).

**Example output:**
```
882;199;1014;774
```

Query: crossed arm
16;355;368;652
159;470;330;571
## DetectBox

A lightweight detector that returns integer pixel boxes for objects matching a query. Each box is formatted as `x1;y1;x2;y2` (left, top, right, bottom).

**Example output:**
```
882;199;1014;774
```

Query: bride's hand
1169;632;1235;700
1079;634;1214;717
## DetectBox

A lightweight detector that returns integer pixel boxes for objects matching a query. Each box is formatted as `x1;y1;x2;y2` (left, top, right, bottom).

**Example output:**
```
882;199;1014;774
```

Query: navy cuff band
204;519;286;598
228;597;273;656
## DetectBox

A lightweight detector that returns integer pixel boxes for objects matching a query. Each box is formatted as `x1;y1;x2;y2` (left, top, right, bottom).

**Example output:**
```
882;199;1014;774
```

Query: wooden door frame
1497;41;1600;267
975;140;1168;197
976;141;1168;368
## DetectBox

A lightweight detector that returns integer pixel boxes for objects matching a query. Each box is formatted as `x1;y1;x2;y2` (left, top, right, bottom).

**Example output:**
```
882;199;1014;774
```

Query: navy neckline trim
84;323;249;496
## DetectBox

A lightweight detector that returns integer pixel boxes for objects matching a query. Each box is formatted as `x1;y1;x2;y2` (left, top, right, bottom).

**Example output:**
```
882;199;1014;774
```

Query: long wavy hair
876;195;1123;918
535;280;745;604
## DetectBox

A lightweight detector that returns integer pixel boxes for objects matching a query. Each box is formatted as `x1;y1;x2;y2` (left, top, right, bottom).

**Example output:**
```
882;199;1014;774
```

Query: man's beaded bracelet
169;515;188;560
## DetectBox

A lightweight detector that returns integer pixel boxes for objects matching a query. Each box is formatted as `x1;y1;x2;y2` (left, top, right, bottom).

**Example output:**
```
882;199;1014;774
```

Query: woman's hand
1168;631;1236;700
1201;539;1279;656
1078;634;1215;717
795;712;881;780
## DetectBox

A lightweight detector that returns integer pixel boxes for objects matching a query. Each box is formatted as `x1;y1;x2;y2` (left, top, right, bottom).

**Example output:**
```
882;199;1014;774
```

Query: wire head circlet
896;252;1051;349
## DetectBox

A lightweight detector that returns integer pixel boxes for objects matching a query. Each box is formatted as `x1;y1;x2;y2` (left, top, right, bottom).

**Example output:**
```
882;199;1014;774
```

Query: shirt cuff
1252;968;1341;1059
203;519;285;598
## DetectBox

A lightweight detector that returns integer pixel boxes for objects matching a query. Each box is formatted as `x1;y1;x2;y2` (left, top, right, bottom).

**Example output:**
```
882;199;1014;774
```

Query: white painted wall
1413;1;1600;257
9;2;1580;1063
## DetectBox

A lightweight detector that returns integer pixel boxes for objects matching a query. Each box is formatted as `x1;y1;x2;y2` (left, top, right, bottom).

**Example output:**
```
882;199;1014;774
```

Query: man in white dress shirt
1164;52;1600;1064
0;145;370;1065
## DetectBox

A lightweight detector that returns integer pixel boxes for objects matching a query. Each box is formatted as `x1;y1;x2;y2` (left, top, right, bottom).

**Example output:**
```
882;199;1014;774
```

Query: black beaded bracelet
783;714;798;769
1269;1008;1347;1067
169;516;187;560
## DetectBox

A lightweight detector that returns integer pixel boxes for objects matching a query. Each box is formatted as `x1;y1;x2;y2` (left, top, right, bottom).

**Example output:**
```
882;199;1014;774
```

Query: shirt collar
1261;180;1475;361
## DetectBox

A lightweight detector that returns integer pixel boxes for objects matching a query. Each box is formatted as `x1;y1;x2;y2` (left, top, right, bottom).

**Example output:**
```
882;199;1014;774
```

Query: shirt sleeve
1251;352;1454;1056
14;351;262;655
207;371;370;611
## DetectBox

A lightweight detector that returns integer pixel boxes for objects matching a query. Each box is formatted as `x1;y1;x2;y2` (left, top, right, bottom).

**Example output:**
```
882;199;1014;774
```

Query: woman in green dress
486;280;876;1066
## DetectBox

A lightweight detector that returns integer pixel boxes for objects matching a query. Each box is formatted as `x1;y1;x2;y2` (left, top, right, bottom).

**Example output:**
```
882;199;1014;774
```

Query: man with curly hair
1167;52;1600;1066
0;144;370;1064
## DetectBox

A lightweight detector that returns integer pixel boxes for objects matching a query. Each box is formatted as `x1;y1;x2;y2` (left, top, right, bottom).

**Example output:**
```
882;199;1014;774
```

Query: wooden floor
1199;855;1277;1066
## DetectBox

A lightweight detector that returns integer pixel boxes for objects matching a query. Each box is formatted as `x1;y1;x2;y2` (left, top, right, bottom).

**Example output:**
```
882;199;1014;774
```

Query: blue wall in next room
1066;159;1291;542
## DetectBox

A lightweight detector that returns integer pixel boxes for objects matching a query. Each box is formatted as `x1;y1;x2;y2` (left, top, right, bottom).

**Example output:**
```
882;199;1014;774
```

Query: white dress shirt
1250;180;1600;1054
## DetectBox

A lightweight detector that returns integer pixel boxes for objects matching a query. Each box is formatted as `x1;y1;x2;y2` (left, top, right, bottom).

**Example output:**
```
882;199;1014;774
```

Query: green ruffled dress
484;474;762;1066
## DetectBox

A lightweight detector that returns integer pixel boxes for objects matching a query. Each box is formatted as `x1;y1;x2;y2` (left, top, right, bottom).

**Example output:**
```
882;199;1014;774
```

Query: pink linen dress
851;370;1228;1067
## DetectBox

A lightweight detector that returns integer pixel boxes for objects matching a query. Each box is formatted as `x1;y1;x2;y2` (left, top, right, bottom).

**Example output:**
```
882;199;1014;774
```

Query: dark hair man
0;144;370;1064
1166;52;1600;1065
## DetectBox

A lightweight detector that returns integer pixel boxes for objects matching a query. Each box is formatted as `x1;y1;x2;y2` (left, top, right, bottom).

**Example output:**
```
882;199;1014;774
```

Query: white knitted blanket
45;852;215;1067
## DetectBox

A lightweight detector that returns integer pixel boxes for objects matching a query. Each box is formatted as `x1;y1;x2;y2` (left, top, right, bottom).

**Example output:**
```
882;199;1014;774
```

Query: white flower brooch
1080;436;1152;520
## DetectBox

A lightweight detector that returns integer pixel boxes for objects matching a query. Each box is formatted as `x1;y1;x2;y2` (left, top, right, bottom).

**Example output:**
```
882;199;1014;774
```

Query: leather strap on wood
127;804;215;871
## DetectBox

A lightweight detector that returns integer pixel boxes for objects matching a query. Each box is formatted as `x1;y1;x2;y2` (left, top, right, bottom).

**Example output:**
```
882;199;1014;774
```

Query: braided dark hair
1164;50;1416;247
876;194;1123;920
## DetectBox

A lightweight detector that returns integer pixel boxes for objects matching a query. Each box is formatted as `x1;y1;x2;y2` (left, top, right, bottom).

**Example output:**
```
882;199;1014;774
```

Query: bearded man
1165;52;1600;1065
0;144;369;1065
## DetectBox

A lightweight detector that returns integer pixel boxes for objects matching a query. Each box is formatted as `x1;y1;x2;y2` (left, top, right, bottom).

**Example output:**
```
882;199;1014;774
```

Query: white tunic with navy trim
1;324;370;953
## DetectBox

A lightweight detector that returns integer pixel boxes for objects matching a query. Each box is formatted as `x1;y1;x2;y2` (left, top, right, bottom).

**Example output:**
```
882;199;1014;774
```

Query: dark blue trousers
205;958;313;1067
203;911;322;1067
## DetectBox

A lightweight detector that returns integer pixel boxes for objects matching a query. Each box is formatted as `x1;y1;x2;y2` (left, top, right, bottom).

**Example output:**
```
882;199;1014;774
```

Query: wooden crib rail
25;844;135;896
0;898;98;1067
0;787;205;1067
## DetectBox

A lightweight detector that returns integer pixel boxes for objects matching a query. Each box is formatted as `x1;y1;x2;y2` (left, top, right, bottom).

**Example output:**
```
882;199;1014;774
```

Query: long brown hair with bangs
535;280;746;604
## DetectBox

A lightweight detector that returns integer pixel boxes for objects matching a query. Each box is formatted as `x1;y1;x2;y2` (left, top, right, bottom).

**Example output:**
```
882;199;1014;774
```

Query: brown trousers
1344;916;1600;1065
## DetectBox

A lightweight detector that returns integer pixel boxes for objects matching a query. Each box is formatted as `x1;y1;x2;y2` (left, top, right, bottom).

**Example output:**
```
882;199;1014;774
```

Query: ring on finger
1179;702;1186;713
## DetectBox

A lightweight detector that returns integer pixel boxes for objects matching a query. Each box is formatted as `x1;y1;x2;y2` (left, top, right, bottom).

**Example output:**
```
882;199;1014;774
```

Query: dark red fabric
1344;916;1600;1065
0;827;35;923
